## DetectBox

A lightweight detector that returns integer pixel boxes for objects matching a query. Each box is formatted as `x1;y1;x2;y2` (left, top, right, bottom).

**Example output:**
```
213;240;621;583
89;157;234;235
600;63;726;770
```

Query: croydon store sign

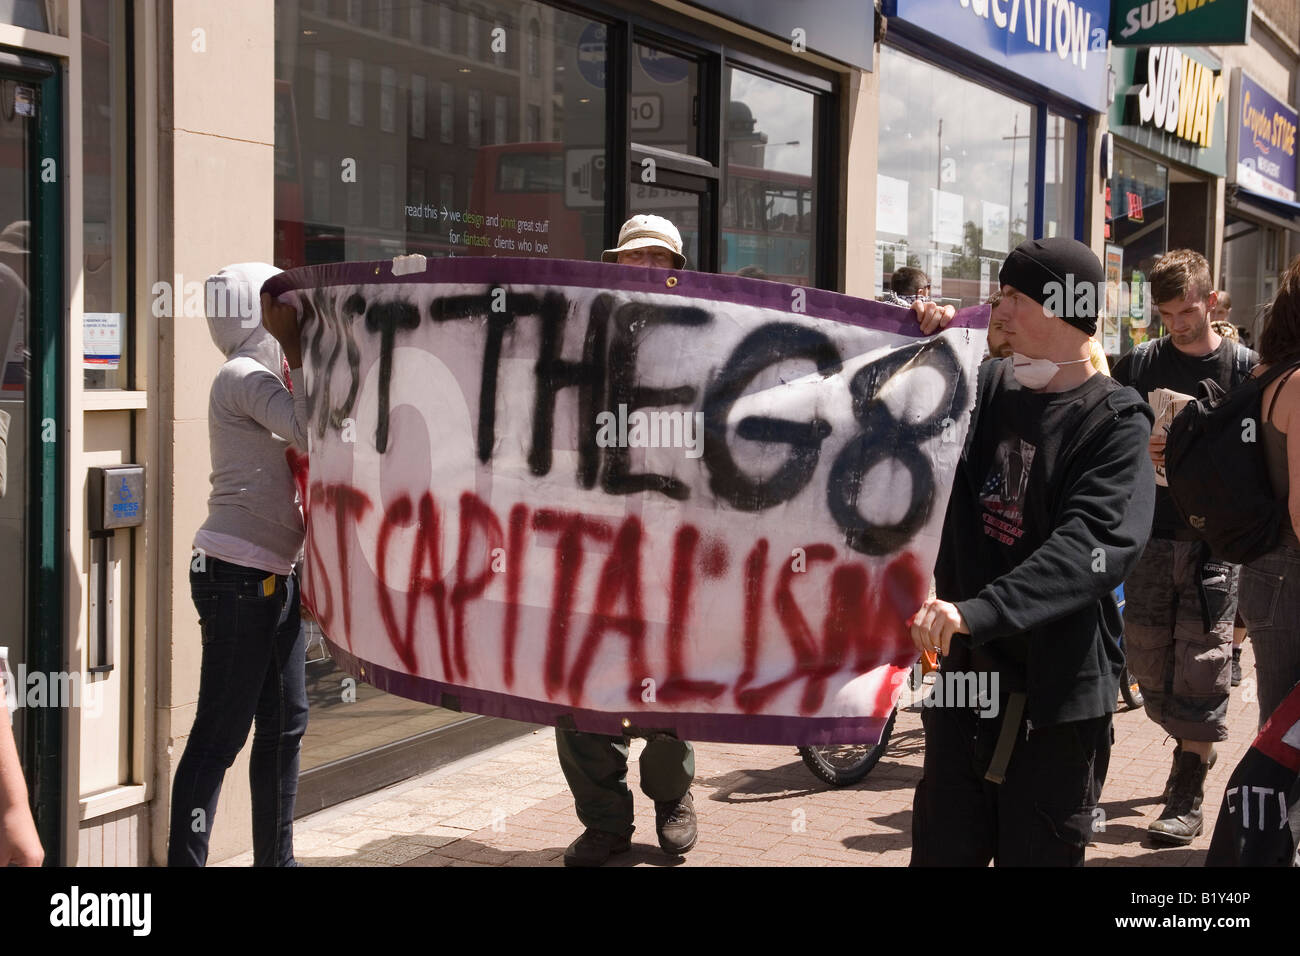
886;0;1110;110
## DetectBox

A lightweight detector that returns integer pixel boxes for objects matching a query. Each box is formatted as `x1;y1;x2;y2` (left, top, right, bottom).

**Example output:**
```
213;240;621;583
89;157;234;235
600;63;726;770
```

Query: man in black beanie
908;237;1156;865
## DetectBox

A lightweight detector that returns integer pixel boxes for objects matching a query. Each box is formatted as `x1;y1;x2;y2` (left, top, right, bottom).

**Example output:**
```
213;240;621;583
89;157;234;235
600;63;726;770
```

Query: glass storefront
875;45;1034;308
275;0;615;784
274;0;835;800
1105;147;1168;353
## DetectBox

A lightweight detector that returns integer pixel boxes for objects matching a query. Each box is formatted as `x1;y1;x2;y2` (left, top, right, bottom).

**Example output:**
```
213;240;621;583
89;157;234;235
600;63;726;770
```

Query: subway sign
1132;47;1224;148
1112;0;1251;47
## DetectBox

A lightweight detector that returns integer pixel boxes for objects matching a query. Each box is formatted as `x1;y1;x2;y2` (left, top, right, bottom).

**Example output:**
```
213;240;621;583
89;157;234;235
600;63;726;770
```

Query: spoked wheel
798;706;899;787
1120;664;1144;709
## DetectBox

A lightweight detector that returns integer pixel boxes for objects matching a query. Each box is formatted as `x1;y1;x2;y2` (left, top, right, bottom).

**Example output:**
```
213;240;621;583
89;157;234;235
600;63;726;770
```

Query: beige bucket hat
601;214;686;269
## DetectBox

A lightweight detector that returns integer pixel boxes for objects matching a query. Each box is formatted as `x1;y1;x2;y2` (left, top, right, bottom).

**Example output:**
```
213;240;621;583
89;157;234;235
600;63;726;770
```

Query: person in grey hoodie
168;262;310;866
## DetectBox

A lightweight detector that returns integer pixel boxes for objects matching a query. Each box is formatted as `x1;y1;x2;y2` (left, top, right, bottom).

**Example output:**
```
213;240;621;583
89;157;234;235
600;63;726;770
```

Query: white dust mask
1011;353;1089;390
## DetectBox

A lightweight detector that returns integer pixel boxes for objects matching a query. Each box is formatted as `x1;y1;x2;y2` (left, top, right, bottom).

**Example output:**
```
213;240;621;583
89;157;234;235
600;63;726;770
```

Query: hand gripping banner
262;258;988;745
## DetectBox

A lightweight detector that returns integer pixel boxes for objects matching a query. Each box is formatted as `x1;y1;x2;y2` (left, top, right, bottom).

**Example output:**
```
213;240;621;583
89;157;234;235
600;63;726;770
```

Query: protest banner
263;258;988;745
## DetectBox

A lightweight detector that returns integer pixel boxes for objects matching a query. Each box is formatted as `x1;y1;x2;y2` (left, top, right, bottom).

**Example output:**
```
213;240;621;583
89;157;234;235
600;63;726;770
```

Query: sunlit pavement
217;643;1261;867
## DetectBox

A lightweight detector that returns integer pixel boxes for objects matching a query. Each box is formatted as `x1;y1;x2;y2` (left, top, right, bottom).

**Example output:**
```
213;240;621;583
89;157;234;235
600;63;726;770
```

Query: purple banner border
323;639;892;747
262;256;990;338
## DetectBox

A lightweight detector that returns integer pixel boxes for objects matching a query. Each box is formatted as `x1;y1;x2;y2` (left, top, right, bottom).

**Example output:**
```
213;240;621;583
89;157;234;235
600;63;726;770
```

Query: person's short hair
1211;320;1239;342
1150;249;1213;306
1259;254;1300;365
1216;289;1232;310
890;266;930;297
986;289;1003;308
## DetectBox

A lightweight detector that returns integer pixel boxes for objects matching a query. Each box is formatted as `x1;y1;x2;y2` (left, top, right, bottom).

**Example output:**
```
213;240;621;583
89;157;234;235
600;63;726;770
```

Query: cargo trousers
555;729;695;837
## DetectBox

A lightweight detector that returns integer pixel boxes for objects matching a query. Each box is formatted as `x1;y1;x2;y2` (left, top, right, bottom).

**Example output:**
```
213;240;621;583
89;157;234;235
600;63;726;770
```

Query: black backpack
1165;361;1300;564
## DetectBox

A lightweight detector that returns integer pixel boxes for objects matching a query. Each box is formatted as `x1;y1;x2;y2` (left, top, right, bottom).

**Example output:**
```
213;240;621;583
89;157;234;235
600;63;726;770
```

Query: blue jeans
1240;542;1300;729
168;557;308;866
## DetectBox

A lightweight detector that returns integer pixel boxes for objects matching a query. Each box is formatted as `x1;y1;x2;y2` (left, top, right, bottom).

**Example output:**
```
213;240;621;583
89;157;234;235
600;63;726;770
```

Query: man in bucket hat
558;214;697;868
600;213;687;270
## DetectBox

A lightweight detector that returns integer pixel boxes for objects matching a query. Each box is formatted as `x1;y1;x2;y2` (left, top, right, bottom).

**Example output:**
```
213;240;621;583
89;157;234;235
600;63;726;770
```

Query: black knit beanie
997;237;1105;336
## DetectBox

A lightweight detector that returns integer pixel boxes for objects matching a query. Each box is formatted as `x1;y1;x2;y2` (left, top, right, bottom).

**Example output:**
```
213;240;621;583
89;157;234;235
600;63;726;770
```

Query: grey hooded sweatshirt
192;262;309;575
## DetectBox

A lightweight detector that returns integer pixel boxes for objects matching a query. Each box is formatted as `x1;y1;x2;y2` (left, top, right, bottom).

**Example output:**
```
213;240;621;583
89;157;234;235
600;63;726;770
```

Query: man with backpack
1112;249;1258;846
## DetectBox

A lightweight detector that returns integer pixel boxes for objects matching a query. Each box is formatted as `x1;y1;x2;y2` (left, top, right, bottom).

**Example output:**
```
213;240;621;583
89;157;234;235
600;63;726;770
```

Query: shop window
1106;147;1168;352
82;0;131;389
632;44;702;158
875;45;1031;308
275;3;609;300
1045;112;1077;241
0;0;51;32
720;66;817;285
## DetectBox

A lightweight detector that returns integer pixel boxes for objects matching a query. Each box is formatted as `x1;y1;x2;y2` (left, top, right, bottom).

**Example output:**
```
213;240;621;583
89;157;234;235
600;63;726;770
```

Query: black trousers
911;702;1112;867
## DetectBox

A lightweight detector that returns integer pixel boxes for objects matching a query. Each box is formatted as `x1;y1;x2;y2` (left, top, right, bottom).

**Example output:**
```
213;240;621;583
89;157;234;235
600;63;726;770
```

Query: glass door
0;49;64;860
0;67;34;750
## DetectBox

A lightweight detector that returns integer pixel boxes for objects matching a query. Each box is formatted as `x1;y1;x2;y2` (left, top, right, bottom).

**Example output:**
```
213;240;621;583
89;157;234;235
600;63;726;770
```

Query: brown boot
1149;750;1209;846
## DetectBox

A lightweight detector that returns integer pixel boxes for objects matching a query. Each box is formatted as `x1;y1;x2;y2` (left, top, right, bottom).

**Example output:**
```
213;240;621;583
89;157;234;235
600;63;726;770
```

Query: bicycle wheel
1119;665;1144;709
798;706;898;787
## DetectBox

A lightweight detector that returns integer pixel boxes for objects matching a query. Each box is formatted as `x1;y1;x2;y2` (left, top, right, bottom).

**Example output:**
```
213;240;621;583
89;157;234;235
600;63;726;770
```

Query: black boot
1149;751;1210;846
1163;743;1215;801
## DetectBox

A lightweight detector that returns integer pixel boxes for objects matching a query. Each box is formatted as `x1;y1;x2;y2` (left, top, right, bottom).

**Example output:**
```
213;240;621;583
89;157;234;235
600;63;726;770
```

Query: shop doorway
0;49;65;858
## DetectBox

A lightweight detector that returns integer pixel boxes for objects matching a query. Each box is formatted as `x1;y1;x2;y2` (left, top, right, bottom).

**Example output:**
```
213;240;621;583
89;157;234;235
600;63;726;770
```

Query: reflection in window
347;58;364;126
438;3;452;49
494;94;508;145
276;1;608;268
1045;112;1077;240
410;2;423;43
875;45;1033;307
468;10;479;59
632;45;701;157
378;0;393;34
411;74;427;139
468;89;482;148
497;153;564;192
527;20;540;77
313;50;330;120
721;66;816;284
312;157;330;220
380;67;396;133
346;0;362;27
440;82;454;144
379;164;397;229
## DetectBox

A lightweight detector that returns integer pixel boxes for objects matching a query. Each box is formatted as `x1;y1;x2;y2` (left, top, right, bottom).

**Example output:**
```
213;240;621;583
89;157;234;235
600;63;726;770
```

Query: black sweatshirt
935;358;1156;727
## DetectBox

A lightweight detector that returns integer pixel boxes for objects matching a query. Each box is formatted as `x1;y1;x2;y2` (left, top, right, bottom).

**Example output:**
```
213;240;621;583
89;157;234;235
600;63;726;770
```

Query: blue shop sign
1234;72;1298;204
885;0;1111;111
